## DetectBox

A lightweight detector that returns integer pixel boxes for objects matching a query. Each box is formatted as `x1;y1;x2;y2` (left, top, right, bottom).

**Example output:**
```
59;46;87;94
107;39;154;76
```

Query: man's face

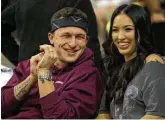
48;27;87;63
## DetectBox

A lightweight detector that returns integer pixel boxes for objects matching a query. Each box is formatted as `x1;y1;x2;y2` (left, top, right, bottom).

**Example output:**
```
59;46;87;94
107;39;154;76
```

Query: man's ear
48;32;54;45
86;36;89;44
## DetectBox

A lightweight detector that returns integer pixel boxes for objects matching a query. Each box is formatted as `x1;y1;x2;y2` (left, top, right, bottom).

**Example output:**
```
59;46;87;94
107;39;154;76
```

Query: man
1;7;103;119
1;0;102;70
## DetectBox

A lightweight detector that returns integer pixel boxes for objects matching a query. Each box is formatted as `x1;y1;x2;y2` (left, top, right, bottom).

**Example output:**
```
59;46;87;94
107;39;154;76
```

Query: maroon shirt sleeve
1;60;30;117
39;67;103;119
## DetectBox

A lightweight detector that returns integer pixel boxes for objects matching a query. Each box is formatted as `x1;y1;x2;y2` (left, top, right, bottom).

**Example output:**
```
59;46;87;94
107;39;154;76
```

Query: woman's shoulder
141;54;165;78
145;54;165;64
136;54;165;87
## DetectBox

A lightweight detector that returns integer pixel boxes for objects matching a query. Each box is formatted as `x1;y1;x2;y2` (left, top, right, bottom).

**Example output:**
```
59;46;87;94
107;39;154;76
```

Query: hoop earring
137;30;140;43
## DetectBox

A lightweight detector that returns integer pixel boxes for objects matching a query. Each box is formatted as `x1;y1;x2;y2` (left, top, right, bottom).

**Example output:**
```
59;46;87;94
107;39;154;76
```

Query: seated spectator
1;7;103;119
97;4;165;119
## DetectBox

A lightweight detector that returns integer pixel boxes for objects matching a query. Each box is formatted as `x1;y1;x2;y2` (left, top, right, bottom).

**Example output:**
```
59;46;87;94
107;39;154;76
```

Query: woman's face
111;13;136;61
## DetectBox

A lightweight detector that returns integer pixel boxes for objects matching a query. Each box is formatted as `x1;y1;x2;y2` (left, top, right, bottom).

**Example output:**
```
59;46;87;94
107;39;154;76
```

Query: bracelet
38;72;52;83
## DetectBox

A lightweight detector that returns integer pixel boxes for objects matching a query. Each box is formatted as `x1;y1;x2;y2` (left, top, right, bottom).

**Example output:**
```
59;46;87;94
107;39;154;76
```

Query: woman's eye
112;29;118;32
125;28;132;31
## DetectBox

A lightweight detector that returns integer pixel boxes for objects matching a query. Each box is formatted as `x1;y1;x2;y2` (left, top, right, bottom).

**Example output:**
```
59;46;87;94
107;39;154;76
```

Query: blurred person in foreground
97;4;165;119
1;7;103;119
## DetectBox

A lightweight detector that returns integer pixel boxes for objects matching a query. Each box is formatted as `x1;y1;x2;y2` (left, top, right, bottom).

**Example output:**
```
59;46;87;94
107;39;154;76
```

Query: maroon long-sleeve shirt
1;48;103;119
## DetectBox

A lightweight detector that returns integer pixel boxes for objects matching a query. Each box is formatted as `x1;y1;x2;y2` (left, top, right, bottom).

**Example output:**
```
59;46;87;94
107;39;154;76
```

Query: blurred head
109;4;153;61
48;7;88;63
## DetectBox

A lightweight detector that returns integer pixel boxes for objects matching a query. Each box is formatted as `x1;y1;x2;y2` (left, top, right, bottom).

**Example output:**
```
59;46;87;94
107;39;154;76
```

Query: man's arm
35;45;57;98
37;69;55;98
1;60;36;118
14;74;37;101
2;74;37;118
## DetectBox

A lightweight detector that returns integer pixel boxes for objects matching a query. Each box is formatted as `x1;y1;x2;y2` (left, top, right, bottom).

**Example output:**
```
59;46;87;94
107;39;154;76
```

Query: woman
97;4;165;119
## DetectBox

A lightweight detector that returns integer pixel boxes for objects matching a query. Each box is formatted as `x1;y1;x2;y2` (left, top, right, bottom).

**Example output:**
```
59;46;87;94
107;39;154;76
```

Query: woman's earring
137;30;140;43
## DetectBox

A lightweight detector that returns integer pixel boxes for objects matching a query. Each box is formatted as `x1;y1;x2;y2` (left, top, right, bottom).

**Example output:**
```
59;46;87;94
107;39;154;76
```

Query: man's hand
37;44;58;70
30;52;44;77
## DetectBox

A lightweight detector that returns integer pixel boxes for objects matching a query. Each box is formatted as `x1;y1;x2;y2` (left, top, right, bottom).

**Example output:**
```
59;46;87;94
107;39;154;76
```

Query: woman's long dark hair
105;4;154;105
